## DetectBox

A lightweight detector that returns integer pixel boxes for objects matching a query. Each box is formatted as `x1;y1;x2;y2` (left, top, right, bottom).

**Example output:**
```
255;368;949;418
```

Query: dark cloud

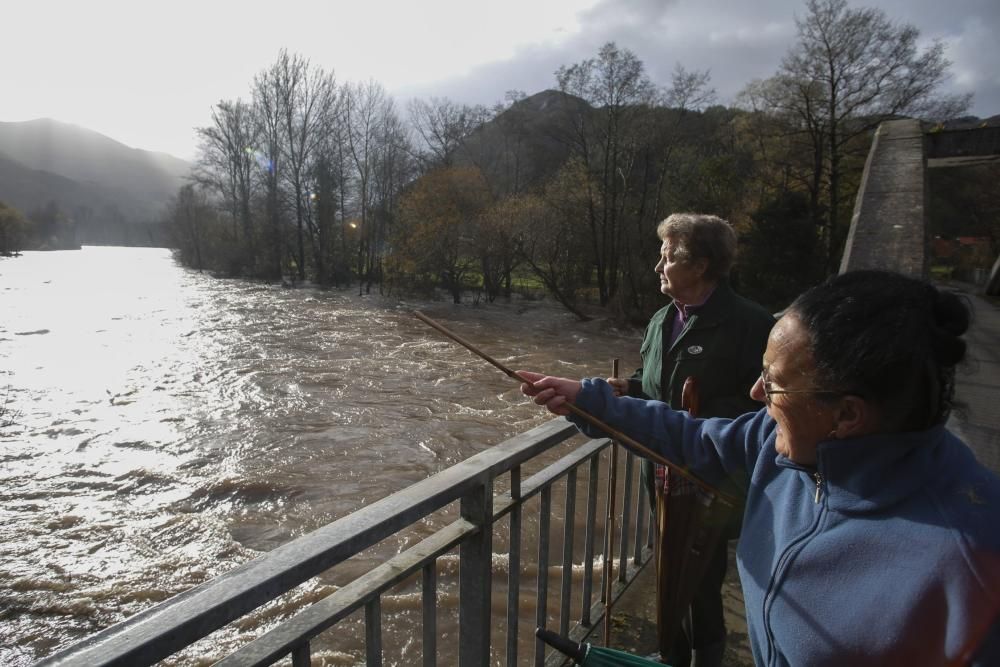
401;0;999;118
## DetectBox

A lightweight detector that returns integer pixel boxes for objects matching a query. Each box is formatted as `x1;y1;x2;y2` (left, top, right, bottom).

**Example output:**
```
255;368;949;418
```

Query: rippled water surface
0;247;642;665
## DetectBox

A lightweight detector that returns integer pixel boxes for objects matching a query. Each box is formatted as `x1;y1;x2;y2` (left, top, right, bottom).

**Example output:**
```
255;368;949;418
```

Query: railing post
534;486;552;666
291;643;310;667
506;466;522;667
365;598;382;667
581;454;600;626
459;476;494;667
559;468;577;638
618;453;635;583
633;469;647;566
423;562;438;667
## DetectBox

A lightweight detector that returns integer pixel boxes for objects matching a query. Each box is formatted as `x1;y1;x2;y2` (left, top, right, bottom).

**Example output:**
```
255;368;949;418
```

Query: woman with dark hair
520;270;1000;666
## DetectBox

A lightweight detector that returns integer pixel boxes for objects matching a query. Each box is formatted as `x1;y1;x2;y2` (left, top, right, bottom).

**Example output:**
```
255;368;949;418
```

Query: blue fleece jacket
572;379;1000;666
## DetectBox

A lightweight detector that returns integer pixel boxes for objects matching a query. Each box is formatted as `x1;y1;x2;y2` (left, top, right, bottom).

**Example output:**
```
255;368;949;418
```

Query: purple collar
669;286;715;346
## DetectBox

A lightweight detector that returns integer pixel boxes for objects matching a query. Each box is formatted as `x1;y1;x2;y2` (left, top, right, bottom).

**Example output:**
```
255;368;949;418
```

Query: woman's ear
832;395;877;439
693;257;710;280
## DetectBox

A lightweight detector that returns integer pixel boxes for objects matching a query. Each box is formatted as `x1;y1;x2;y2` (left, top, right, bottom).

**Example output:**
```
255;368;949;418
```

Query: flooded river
0;247;642;666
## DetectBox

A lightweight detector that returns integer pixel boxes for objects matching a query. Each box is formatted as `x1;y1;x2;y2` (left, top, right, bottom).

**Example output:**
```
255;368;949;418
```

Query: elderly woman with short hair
521;270;1000;666
607;213;774;667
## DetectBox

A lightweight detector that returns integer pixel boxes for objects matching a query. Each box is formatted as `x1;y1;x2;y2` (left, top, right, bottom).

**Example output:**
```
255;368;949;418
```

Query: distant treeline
167;0;972;318
0;199;170;255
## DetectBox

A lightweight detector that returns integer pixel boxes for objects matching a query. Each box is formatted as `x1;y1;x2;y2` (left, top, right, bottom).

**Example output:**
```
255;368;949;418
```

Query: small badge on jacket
687;345;704;355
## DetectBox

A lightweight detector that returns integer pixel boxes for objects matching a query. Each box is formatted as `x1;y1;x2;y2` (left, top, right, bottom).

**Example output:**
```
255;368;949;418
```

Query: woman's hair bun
929;289;970;365
790;271;970;429
931;289;970;336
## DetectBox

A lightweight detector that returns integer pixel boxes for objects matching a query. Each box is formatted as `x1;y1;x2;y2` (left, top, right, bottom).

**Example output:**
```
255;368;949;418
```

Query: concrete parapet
926;125;1000;166
839;119;926;277
988;253;1000;296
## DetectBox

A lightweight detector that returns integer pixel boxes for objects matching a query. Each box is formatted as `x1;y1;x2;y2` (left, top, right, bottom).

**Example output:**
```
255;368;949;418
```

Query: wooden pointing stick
411;311;737;506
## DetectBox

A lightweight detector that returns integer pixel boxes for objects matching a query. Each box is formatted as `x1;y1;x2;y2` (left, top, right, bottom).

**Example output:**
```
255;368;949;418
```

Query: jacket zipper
762;472;826;665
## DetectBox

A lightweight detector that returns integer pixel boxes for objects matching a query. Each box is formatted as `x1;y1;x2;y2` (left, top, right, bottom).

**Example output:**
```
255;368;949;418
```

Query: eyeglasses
759;371;842;407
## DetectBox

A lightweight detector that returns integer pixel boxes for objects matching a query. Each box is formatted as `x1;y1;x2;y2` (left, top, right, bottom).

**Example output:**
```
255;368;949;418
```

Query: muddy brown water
0;247;645;666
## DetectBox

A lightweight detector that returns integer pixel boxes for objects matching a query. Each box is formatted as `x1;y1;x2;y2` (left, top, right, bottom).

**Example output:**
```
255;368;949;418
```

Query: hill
0;119;190;243
455;90;590;195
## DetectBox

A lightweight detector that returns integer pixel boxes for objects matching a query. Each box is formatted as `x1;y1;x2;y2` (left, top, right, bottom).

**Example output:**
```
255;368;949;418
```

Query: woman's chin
774;428;788;457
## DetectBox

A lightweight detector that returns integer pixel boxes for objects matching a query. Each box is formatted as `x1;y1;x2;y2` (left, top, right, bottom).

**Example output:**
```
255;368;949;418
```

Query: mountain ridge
0;117;191;226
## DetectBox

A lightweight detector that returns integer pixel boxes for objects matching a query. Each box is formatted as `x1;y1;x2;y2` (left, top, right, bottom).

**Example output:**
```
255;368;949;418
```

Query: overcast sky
3;0;997;161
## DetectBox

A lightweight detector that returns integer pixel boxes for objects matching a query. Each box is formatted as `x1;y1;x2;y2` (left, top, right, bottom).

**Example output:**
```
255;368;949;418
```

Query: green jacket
627;281;774;418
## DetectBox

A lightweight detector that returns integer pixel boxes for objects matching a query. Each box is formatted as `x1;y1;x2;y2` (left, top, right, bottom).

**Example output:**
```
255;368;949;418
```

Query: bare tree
474;192;526;301
555;41;656;306
344;80;409;293
329;107;354;285
305;150;340;286
194;98;258;266
167;184;216;272
344;81;381;293
747;0;971;269
407;97;488;170
252;52;291;281
368;99;413;293
274;53;338;282
738;75;829;244
647;64;717;218
517;161;594;321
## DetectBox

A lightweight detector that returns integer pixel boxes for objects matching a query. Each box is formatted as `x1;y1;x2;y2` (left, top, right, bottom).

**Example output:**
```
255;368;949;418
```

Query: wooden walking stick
603;358;620;646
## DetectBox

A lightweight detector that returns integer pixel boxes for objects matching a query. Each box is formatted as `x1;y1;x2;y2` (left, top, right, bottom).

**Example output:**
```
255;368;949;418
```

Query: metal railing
39;418;654;666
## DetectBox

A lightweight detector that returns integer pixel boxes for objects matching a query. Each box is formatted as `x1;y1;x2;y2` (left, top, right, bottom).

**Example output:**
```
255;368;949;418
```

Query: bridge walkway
947;285;1000;476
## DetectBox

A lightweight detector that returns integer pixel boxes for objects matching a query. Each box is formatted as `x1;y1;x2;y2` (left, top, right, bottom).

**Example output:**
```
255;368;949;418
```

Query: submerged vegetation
0;200;83;255
168;0;976;319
